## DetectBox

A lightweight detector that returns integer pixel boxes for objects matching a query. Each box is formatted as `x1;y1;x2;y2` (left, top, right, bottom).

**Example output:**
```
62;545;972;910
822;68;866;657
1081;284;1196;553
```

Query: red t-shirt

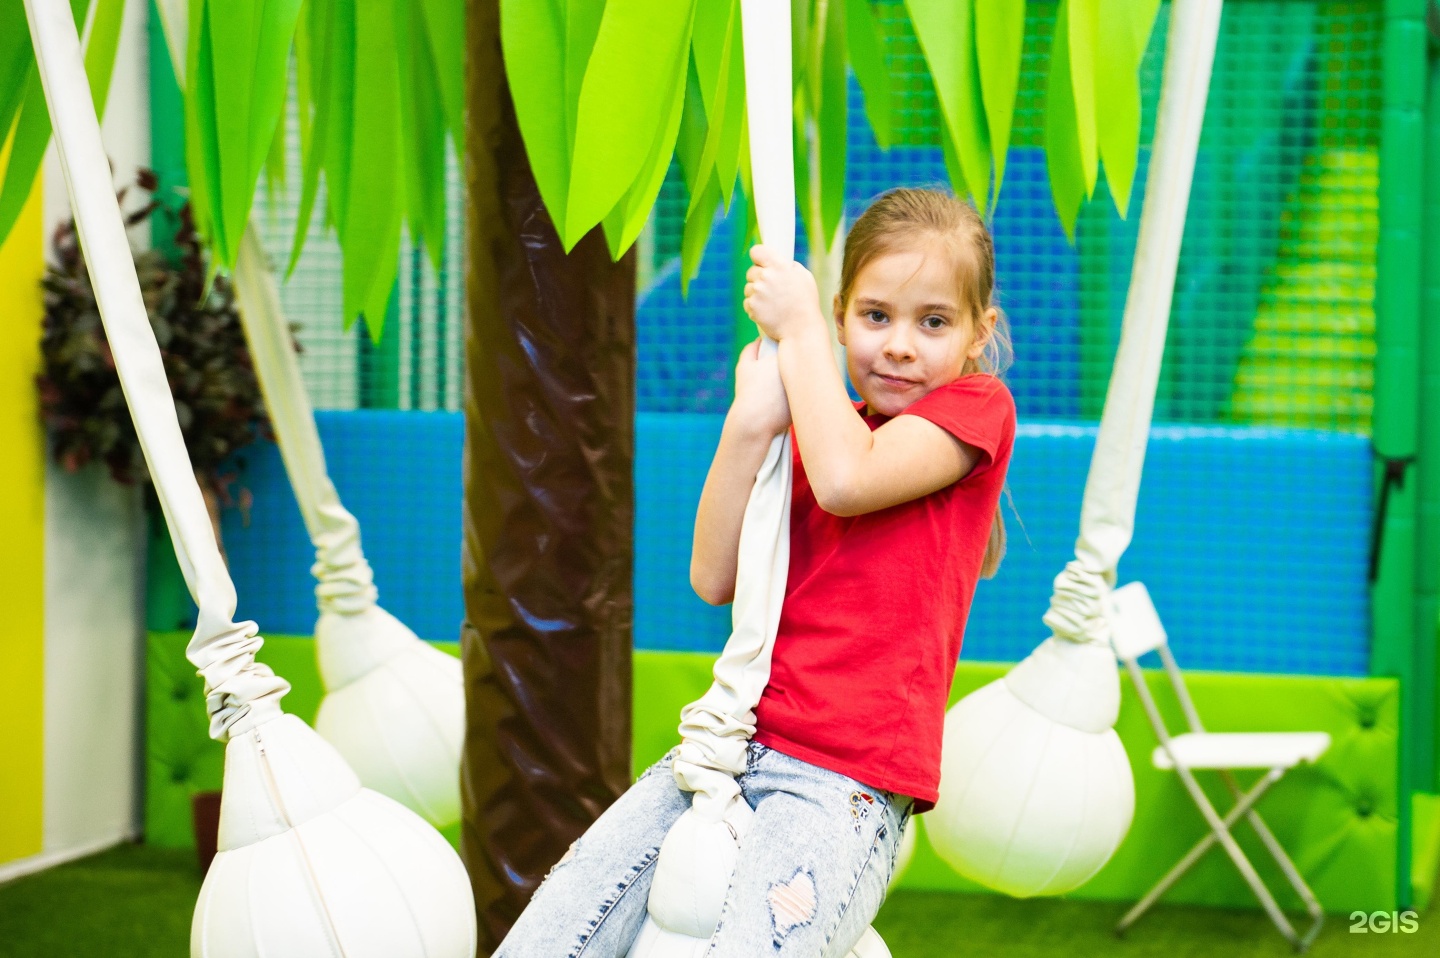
753;375;1016;812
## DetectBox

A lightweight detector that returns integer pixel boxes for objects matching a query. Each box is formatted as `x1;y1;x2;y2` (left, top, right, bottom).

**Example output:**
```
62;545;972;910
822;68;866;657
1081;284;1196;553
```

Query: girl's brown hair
838;187;1011;577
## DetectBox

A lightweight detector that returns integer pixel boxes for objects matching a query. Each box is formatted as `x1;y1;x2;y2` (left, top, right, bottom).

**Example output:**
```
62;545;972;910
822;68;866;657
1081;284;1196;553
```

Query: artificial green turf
0;844;199;956
873;890;1437;958
0;843;1434;956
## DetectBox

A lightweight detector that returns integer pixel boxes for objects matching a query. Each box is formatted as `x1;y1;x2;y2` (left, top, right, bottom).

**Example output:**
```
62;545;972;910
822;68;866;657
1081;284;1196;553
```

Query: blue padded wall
221;411;464;641
221;412;1370;675
972;423;1372;674
629;417;1372;675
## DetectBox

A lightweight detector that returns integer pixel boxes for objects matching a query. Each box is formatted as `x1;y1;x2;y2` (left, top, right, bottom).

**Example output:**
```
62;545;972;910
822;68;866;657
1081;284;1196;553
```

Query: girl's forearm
778;325;874;510
690;413;776;605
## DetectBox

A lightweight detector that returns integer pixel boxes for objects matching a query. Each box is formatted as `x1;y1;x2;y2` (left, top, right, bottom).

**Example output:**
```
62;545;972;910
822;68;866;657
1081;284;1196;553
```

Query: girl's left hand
743;245;824;342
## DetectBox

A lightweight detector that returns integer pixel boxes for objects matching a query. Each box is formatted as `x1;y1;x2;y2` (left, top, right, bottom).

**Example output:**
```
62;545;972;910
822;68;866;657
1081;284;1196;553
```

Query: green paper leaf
205;1;261;264
845;0;892;150
691;0;730;117
712;1;747;209
190;0;302;267
1044;1;1085;241
817;0;847;244
184;0;222;253
603;36;689;259
938;116;967;200
263;105;286;195
564;0;605;154
686;0;742;219
83;0;127;118
905;0;990;213
339;0;403;331
289;0;339;274
791;90;810;237
500;0;572;234
681;171;721;294
1067;0;1100;197
322;0;358;235
0;1;32;142
565;0;695;249
790;0;810;96
418;0;465;151
1096;0;1158;217
0;70;49;248
974;0;1023;196
675;54;709;195
397;0;449;270
0;0;127;249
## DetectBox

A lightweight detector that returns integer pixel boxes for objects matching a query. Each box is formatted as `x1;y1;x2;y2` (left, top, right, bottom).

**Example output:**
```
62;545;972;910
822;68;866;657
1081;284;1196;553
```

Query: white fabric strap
233;231;379;616
672;0;796;820
24;0;288;741
1043;0;1224;648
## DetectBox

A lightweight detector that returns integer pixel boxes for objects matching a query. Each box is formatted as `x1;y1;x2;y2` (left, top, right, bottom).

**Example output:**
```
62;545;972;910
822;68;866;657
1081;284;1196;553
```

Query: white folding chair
1109;582;1327;951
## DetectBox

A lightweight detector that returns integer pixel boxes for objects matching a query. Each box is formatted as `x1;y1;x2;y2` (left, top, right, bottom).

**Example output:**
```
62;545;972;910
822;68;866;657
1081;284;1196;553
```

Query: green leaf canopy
2;1;1161;329
503;0;1162;266
0;0;126;244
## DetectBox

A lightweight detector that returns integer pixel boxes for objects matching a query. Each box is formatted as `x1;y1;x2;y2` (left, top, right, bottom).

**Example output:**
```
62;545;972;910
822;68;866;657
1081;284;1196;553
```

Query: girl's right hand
731;338;792;439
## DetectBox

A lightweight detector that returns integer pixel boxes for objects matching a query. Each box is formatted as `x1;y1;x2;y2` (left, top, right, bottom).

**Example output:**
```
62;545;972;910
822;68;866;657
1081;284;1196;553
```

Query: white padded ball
926;676;1134;897
315;606;464;828
645;807;748;938
625;917;711;958
192;714;475;957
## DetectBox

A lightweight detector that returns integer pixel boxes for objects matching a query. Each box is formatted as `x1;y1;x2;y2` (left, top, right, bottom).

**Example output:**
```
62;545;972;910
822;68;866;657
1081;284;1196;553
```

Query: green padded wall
634;653;1401;914
149;636;1410;912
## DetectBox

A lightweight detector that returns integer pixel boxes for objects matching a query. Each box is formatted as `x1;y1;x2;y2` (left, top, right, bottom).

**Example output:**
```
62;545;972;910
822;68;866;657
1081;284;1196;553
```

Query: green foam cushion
148;636;1399;912
633;652;1398;913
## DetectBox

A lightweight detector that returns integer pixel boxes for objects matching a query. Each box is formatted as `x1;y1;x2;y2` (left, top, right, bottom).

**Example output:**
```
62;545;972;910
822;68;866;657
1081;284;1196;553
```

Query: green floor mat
2;844;1436;957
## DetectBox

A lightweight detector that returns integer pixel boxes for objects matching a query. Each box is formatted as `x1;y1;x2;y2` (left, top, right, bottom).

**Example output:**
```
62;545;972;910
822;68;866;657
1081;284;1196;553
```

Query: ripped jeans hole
767;869;817;943
544;841;578;881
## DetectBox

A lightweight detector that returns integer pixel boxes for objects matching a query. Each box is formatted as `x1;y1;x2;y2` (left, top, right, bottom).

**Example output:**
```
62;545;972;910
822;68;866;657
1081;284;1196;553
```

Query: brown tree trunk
461;1;636;952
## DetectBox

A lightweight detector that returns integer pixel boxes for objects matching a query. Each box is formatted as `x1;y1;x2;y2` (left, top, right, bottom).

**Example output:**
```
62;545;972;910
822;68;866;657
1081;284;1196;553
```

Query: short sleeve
899;375;1016;476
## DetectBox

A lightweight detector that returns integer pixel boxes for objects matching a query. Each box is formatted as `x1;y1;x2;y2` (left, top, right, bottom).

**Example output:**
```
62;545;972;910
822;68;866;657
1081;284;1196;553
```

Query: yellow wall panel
0;177;47;865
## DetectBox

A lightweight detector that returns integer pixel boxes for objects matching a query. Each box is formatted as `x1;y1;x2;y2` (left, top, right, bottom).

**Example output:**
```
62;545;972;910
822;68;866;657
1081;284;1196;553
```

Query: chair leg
1219;771;1325;951
1210;806;1302;949
1116;770;1283;936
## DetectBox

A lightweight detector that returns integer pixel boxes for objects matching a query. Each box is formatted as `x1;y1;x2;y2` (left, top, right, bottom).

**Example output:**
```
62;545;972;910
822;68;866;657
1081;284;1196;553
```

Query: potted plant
36;169;271;551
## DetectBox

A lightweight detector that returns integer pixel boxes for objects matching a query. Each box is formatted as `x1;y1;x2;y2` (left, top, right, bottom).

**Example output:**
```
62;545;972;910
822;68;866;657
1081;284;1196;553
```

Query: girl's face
835;245;995;418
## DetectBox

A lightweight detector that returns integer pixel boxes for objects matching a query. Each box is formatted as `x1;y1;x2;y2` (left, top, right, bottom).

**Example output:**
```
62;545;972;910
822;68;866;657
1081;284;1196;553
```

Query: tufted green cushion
150;637;1406;912
633;653;1401;913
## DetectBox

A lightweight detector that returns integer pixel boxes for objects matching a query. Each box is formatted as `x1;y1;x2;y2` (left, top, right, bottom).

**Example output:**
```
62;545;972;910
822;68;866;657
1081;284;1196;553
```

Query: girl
497;188;1015;957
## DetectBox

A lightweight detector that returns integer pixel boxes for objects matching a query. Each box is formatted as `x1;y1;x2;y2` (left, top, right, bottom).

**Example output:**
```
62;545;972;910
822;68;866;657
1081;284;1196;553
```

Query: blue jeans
495;741;912;957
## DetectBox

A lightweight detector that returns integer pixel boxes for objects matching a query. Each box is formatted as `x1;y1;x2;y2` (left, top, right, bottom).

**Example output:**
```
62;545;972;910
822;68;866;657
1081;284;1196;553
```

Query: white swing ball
626;918;710;958
644;806;749;938
314;605;464;828
192;713;475;957
629;801;894;958
926;637;1135;897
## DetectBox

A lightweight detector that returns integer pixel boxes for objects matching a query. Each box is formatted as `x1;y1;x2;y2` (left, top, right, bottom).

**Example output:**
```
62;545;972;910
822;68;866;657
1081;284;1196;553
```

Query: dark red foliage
35;173;271;490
